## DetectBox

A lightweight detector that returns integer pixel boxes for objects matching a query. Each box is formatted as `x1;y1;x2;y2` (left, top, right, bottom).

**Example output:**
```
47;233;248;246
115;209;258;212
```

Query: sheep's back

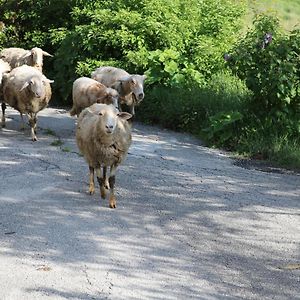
92;66;129;87
0;48;28;68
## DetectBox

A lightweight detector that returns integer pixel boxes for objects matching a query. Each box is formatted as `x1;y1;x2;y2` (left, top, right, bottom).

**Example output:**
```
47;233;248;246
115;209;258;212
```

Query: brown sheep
70;77;119;117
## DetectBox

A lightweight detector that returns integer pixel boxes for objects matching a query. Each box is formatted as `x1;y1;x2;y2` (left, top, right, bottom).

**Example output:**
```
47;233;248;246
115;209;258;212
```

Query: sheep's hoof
89;185;95;195
32;137;37;142
100;187;106;199
109;196;116;209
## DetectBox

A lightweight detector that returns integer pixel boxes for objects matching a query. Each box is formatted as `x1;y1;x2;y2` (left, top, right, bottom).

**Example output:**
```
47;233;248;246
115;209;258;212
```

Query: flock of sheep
0;46;147;208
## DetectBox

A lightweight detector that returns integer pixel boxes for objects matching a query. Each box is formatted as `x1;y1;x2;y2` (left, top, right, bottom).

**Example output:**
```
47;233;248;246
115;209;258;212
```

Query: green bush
52;0;246;103
227;14;300;138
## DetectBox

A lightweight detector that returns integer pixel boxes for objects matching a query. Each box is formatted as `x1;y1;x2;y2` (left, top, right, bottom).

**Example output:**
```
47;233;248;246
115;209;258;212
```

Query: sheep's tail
69;106;77;116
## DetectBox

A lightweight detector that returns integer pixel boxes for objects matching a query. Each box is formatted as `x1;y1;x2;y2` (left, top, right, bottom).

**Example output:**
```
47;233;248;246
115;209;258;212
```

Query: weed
62;147;71;152
44;128;56;136
50;139;63;147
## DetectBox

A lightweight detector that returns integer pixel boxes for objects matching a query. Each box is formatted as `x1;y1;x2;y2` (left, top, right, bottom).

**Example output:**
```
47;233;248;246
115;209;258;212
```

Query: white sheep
0;47;52;71
91;66;146;115
2;65;54;141
76;103;132;208
0;59;11;125
70;77;119;117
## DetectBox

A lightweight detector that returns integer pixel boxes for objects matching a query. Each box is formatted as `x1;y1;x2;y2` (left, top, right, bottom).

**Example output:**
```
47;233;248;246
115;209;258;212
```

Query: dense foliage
0;0;246;101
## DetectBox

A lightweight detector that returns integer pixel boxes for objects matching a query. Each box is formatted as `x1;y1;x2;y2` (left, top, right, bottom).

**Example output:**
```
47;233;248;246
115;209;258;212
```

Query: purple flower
224;53;231;61
262;33;272;49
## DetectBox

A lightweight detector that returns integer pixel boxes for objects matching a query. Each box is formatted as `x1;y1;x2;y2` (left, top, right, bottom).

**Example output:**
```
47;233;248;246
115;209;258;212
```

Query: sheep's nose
138;93;144;100
106;125;114;133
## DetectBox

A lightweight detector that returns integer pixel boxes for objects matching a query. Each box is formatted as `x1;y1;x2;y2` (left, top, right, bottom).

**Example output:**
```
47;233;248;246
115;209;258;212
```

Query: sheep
0;59;11;125
76;103;132;208
0;47;52;71
91;66;146;115
2;65;54;141
70;77;119;117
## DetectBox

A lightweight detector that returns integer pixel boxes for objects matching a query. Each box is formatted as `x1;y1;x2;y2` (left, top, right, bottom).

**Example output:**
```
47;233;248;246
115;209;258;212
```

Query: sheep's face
30;78;45;98
90;104;132;135
98;106;118;135
28;47;52;70
31;48;43;69
127;75;146;104
20;75;53;98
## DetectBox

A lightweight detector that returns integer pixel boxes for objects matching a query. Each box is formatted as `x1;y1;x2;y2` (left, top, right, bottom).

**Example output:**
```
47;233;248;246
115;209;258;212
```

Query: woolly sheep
2;65;54;141
0;47;52;71
91;66;146;115
76;103;132;208
70;77;119;117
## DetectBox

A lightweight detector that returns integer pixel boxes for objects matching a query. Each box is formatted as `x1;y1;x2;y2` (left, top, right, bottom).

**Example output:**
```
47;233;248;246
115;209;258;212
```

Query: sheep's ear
117;112;132;120
42;75;54;83
142;75;147;80
20;81;32;91
42;51;53;57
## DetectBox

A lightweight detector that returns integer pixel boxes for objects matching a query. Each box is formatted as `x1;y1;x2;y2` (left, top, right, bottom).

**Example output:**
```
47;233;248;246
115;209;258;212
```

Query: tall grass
246;0;300;31
137;71;250;135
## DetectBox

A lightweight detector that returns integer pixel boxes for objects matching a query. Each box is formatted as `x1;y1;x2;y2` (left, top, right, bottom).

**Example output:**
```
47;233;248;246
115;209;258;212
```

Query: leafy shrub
51;0;246;103
226;14;300;138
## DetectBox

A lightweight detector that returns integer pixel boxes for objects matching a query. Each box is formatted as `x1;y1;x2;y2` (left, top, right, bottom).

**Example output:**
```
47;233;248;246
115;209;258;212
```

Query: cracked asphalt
0;107;299;300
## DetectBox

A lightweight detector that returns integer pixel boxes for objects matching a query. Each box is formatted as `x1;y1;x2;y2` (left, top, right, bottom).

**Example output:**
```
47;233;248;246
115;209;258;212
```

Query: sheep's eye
131;79;136;85
98;112;103;116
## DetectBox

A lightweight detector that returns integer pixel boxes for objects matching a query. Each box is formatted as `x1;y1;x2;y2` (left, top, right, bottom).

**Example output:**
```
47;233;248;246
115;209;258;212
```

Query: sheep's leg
88;166;95;195
28;113;37;141
1;102;6;127
108;165;117;209
20;112;25;130
96;167;108;199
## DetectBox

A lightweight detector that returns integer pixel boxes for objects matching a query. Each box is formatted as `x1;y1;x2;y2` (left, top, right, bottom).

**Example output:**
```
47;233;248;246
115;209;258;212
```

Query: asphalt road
0;107;299;300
